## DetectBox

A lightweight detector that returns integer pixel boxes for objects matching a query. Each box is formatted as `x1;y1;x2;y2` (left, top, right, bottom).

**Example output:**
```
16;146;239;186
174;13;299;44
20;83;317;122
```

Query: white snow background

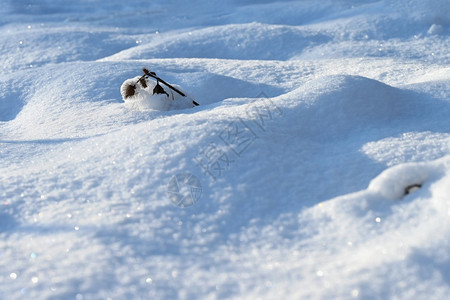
1;0;449;299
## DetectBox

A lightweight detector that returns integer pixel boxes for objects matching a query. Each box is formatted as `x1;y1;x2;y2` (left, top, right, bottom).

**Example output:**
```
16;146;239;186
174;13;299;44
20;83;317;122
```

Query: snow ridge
0;0;449;299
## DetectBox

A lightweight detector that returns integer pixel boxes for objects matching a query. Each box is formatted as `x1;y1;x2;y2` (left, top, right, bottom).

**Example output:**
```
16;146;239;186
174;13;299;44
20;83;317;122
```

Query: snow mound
403;0;450;26
173;72;284;106
0;79;24;122
362;132;450;167
367;158;448;200
278;75;421;140
0;25;131;73
102;22;330;61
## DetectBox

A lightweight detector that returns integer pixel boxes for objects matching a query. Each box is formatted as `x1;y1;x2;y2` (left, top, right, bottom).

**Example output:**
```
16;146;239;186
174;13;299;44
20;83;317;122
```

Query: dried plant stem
142;68;186;97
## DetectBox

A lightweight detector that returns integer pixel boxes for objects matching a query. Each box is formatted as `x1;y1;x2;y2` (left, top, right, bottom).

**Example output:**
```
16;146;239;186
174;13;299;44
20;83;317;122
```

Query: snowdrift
1;0;449;299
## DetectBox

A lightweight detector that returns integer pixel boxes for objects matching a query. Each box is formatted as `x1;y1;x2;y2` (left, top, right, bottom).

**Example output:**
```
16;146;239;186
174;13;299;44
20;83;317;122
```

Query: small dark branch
193;100;200;106
142;68;186;97
404;183;422;196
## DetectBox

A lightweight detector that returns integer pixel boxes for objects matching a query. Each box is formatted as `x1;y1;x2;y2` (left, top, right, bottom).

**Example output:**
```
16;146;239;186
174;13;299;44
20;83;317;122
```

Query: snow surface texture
0;0;449;299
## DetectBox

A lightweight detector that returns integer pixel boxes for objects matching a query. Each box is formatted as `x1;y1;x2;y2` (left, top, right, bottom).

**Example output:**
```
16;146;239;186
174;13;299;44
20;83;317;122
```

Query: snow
120;75;197;111
0;0;449;299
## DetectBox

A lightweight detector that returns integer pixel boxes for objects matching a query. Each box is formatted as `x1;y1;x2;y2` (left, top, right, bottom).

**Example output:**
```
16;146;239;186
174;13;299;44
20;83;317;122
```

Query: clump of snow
367;157;447;200
120;75;197;111
428;23;444;35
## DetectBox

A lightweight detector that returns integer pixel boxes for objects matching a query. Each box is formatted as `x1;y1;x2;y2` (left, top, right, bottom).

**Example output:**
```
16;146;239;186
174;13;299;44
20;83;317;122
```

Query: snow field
1;0;449;299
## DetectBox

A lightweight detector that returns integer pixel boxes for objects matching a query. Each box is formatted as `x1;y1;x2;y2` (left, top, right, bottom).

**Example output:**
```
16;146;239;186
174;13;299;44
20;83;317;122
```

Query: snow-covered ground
1;0;449;299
